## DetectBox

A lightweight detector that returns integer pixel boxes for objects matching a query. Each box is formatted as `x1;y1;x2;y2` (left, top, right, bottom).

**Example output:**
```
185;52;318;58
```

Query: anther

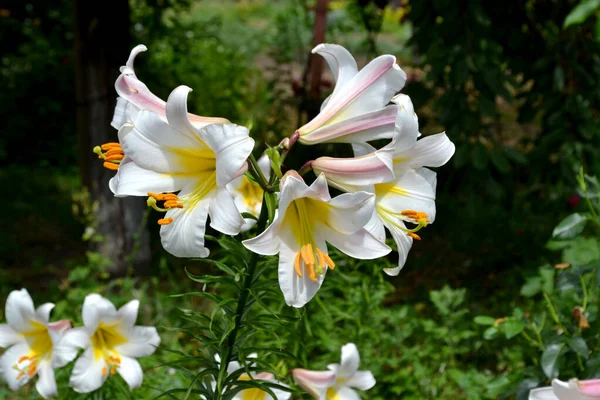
407;232;421;240
158;218;173;225
294;252;302;277
102;367;108;376
103;162;119;171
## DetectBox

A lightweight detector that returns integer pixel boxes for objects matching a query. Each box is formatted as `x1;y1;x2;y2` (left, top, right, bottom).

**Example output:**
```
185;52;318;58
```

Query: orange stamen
104;154;124;162
102;367;107;376
101;143;121;150
103;162;119;171
104;147;124;157
306;262;317;281
164;200;184;209
27;364;36;376
408;232;421;240
401;210;417;217
162;193;179;201
110;368;117;375
18;356;30;363
158;218;173;225
294;252;302;277
16;372;25;380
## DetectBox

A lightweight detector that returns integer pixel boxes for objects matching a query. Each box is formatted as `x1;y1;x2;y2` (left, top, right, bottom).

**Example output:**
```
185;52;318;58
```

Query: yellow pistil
93;142;125;171
286;199;335;281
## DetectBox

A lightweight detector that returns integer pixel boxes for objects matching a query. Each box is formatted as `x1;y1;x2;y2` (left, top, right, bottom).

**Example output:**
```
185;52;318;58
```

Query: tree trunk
73;0;151;275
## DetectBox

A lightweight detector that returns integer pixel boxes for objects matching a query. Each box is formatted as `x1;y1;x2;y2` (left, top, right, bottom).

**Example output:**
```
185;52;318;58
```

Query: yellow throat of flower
13;320;53;380
238;375;268;400
94;143;124;171
284;198;335;281
238;176;263;212
91;323;128;376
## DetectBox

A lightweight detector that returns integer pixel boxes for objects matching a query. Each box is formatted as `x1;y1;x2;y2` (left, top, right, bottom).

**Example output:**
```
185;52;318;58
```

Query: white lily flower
295;44;406;145
312;94;455;276
243;171;390;307
57;294;160;393
209;354;290;400
529;378;600;399
112;85;254;257
293;343;375;400
100;44;230;192
227;154;271;232
0;289;72;399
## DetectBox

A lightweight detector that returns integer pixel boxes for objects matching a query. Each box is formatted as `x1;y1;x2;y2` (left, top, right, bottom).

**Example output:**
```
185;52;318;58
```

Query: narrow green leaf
564;0;600;28
474;316;496;325
552;213;588;239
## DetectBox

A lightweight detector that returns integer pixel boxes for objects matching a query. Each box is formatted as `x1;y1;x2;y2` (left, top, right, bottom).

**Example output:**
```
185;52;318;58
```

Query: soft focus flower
529;378;600;399
227;154;271;232
293;343;375;400
243;171;390;307
111;86;254;257
295;44;406;145
98;44;230;191
58;294;160;393
210;354;290;400
312;94;455;276
0;289;72;399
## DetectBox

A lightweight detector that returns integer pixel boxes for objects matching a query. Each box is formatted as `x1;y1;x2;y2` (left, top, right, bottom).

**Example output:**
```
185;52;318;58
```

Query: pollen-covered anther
294;243;335;281
13;354;38;380
407;232;421;240
94;142;125;171
158;218;173;225
104;353;121;376
400;209;430;225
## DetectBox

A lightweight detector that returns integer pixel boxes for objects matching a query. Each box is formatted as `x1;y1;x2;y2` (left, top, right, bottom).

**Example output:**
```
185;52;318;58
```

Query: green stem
215;199;269;399
581;275;589;311
248;154;270;192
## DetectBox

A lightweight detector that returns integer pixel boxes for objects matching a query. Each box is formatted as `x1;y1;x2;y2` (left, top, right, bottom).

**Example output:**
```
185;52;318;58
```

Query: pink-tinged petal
160;181;214;258
300;54;406;136
528;386;558;400
312;145;395;191
5;289;36;332
209;188;245;235
312;44;358;92
299;105;397;145
254;372;275;380
575;378;600;397
111;97;138;129
47;319;71;334
292;368;336;400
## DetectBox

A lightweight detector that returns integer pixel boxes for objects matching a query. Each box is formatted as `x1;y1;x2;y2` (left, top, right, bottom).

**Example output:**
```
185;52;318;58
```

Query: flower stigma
285;198;335;281
93;143;124;171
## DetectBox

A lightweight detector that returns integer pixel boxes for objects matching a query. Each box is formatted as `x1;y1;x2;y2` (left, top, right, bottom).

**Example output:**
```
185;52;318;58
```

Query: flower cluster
102;43;455;308
0;289;160;398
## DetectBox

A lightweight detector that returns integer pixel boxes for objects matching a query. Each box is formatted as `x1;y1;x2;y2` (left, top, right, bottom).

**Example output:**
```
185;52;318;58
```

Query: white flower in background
209;354;290;400
227;154;271;232
295;44;406;145
96;44;230;190
0;289;72;399
57;294;160;393
312;94;455;276
293;343;375;400
243;171;390;307
529;378;600;399
111;85;254;258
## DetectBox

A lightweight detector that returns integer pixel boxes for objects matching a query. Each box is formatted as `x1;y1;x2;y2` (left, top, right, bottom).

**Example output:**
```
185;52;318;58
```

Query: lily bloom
227;154;271;232
0;289;72;399
57;294;160;393
529;378;600;399
111;85;254;257
99;44;230;190
211;354;290;400
293;343;375;400
243;171;390;307
312;94;454;276
295;44;406;145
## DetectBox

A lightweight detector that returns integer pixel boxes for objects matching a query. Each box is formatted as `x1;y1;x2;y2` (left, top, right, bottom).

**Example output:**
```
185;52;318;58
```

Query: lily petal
117;300;139;329
209;188;245;235
112;161;192;197
321;226;390;260
69;348;108;393
339;343;360;378
292;368;336;400
528;387;559;399
35;361;58;399
0;324;20;348
116;326;161;358
35;303;55;324
326;191;376;234
82;294;117;331
0;342;31;390
407;132;456;168
346;371;376;391
118;356;144;390
383;216;413;276
333;386;361;400
5;289;36;332
577;378;600;396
